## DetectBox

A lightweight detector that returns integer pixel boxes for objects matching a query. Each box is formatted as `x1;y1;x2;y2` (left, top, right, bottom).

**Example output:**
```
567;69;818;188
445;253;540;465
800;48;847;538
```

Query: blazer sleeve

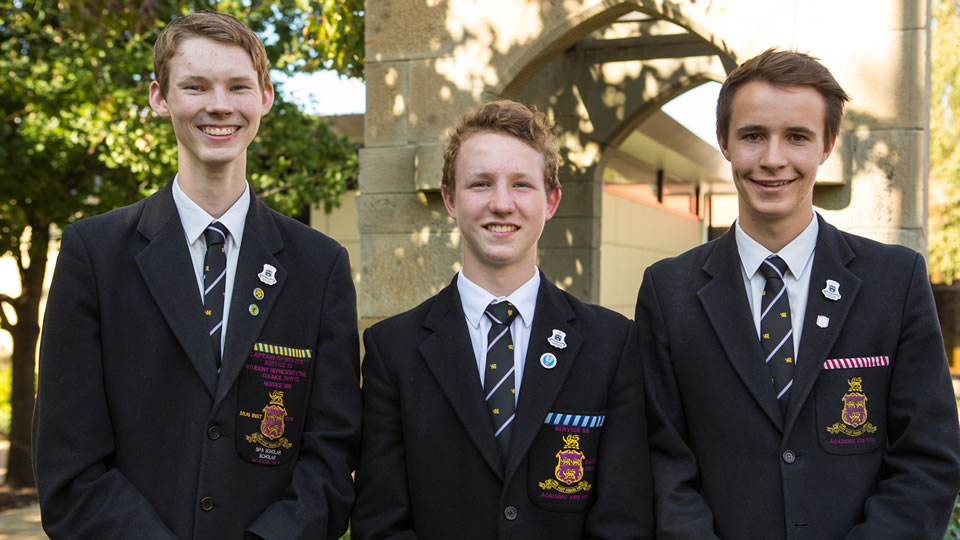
350;326;418;540
583;320;655;539
247;246;362;540
844;253;960;540
33;225;178;539
635;267;721;540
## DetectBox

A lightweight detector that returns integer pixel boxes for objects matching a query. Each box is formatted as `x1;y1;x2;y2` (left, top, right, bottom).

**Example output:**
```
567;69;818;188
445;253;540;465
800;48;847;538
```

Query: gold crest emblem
245;390;293;449
538;434;592;494
826;377;877;437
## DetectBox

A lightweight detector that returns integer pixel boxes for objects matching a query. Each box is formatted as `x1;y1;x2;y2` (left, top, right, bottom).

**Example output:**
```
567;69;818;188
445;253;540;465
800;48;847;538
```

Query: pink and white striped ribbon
822;356;891;370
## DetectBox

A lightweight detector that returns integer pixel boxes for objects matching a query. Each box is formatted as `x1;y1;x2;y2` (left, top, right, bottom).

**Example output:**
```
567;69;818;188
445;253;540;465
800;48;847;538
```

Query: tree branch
0;293;16;332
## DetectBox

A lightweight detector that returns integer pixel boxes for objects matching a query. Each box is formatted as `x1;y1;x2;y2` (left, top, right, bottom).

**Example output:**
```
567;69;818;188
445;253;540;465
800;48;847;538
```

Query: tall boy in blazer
33;12;360;539
352;100;653;539
636;48;960;539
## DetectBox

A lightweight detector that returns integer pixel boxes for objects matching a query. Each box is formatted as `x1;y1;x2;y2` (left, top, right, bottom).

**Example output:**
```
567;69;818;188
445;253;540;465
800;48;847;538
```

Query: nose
760;138;788;170
205;87;234;115
488;181;515;214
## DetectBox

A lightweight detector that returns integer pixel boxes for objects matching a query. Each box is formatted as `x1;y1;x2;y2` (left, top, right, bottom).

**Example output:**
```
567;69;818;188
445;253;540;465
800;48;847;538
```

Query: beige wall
309;191;362;287
600;188;702;317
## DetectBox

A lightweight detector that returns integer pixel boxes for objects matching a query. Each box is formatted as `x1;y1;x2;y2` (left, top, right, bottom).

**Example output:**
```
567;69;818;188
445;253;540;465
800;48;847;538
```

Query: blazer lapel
698;231;784;430
419;281;504;479
506;277;581;478
216;195;286;404
785;217;860;429
135;181;218;397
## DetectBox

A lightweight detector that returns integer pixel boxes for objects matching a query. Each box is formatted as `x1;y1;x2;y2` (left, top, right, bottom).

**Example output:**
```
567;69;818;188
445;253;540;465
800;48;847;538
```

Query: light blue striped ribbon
544;412;605;428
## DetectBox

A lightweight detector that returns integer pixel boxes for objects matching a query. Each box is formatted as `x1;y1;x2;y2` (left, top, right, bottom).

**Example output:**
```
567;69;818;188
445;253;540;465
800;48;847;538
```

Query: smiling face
443;131;561;290
149;37;273;180
719;80;835;244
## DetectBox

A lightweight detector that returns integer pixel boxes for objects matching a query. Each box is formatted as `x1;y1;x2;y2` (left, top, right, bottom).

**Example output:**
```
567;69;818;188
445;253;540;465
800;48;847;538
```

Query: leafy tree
930;0;960;284
0;0;362;487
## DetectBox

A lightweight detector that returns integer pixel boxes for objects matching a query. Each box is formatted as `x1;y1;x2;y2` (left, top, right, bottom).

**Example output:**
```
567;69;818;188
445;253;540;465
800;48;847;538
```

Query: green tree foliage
0;0;363;487
930;0;960;284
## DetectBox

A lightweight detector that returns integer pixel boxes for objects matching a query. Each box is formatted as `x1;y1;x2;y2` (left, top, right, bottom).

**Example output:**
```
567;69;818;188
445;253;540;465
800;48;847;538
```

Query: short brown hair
442;100;560;196
153;11;270;97
716;48;851;148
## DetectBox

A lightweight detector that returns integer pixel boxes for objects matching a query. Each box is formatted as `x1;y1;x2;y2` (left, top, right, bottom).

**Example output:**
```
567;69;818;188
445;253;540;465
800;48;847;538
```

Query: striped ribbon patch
822;356;890;370
253;342;312;359
544;412;605;428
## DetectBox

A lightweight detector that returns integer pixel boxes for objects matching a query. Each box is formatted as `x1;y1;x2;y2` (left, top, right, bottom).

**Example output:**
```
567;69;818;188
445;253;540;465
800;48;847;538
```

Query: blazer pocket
235;342;314;466
528;411;604;513
815;356;890;456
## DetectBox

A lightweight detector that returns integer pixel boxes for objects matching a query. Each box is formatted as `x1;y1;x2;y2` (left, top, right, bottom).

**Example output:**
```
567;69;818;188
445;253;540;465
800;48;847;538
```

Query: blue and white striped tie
203;222;228;372
484;301;518;463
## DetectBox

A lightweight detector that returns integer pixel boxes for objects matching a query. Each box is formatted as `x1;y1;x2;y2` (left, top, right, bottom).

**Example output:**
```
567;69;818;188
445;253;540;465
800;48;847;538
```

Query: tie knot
760;255;789;280
485;301;518;326
204;222;228;247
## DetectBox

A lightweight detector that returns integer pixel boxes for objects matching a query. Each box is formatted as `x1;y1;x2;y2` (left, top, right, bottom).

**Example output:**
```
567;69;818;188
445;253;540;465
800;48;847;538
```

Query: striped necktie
484;301;519;463
760;255;794;413
203;222;228;372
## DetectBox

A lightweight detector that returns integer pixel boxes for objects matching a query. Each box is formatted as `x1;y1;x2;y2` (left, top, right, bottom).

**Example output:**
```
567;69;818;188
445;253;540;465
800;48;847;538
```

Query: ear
544;187;562;221
260;81;275;116
148;81;170;117
820;135;837;165
718;134;731;161
441;184;457;220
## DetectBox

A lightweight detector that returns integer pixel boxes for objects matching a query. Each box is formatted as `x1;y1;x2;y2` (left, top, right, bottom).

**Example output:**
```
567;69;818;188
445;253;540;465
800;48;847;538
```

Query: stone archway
359;0;930;322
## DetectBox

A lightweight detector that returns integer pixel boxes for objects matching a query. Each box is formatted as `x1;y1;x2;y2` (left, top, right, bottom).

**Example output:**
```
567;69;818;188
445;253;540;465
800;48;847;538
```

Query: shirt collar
173;174;250;247
457;270;540;330
736;213;819;278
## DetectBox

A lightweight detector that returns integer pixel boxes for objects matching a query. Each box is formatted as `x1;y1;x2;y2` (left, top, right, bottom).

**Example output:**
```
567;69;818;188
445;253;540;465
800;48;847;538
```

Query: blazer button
503;506;518;521
200;497;215;511
207;426;222;440
782;450;796;464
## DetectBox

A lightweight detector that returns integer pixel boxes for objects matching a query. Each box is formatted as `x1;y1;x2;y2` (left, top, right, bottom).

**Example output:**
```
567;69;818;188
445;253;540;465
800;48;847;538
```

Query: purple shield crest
554;434;585;485
260;390;288;440
841;392;867;428
555;449;585;485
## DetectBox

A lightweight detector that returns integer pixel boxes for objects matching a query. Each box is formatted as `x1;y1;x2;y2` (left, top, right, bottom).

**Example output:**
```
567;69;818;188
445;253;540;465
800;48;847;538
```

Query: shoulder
63;195;153;250
640;236;724;294
543;280;632;335
366;287;448;337
823;224;922;278
263;204;344;255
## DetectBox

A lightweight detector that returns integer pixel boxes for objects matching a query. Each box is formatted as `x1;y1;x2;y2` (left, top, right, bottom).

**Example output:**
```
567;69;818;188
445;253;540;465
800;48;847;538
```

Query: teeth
758;180;791;187
487;224;517;233
202;126;237;136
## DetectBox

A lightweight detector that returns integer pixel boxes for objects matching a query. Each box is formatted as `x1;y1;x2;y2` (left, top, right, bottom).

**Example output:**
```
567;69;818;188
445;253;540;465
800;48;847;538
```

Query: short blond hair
442;100;560;196
153;11;270;97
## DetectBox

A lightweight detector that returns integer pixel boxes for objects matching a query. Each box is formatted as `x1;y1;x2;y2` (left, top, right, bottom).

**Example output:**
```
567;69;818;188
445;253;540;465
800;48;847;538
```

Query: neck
739;211;813;253
177;160;247;219
461;263;537;298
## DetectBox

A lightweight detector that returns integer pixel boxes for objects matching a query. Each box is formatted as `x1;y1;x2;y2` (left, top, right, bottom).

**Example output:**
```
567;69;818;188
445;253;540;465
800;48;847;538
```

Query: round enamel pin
249;304;260;316
540;352;558;369
253;287;265;300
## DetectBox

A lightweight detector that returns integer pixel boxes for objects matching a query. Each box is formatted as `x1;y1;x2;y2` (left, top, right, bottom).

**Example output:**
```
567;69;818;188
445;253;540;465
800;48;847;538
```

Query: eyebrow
735;124;817;136
176;74;257;85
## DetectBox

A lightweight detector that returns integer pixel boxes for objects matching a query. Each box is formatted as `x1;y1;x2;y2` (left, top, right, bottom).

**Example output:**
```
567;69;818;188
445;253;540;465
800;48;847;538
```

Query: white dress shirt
736;214;818;361
172;175;250;356
457;270;540;404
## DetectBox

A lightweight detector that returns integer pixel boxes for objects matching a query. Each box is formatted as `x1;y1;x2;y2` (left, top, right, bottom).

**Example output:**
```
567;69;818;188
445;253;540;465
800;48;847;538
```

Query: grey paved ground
0;505;44;539
0;440;44;538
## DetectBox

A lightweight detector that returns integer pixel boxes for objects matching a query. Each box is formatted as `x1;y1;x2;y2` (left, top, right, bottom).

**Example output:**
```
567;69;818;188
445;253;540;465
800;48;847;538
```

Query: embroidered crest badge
826;377;877;437
538;434;592;494
246;390;293;449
